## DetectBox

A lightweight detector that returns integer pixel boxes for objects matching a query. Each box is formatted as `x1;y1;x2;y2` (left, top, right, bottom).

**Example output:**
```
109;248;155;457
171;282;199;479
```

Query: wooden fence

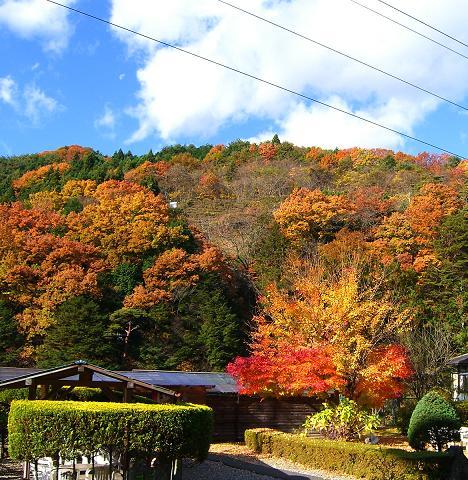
205;394;322;442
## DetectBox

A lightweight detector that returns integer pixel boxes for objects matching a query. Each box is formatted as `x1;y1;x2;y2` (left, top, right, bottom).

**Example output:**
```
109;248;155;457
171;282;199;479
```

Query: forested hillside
0;141;466;397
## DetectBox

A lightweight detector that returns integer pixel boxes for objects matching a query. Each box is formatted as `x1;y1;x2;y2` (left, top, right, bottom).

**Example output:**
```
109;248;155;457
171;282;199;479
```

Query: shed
0;364;322;441
0;361;177;403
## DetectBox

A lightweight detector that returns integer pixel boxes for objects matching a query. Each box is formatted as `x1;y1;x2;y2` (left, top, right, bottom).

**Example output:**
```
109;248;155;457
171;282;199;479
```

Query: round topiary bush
407;391;461;451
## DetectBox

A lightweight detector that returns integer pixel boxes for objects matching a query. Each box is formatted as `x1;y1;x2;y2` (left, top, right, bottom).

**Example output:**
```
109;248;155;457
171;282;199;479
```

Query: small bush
62;387;107;402
455;401;468;426
8;400;213;462
304;397;380;441
245;428;450;480
408;392;461;452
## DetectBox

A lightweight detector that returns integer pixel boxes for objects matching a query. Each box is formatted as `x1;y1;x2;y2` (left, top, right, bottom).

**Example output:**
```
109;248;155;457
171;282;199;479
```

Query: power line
349;0;468;61
375;0;468;50
217;0;468;113
43;0;466;159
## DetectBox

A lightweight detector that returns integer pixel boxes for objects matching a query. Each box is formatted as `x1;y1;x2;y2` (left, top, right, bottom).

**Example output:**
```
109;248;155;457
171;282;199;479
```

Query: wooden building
0;362;322;442
448;353;468;401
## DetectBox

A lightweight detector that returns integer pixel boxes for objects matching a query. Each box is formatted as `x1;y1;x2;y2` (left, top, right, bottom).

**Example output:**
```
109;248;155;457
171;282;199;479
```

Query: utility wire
375;0;468;50
217;0;468;113
349;0;468;61
44;0;466;159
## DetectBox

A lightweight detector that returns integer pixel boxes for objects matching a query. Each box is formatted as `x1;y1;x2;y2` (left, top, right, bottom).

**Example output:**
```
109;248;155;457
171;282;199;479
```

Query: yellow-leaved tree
229;258;413;406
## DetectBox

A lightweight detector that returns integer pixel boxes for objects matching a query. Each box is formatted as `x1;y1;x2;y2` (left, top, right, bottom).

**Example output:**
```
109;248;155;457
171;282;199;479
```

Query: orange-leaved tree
66;180;185;266
228;259;412;406
273;188;353;243
0;203;106;338
124;245;225;308
371;183;462;273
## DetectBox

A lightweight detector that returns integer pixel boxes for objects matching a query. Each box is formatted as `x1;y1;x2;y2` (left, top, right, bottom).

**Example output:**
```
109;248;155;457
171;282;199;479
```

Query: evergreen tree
416;208;468;350
37;297;117;368
0;301;24;366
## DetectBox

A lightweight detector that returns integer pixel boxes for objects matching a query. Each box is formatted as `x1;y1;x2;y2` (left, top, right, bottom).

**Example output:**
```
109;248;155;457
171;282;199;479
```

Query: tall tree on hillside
37;297;117;368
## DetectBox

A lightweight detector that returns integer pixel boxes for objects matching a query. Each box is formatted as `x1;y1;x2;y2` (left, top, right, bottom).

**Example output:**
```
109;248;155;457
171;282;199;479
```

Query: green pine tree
37;297;117;368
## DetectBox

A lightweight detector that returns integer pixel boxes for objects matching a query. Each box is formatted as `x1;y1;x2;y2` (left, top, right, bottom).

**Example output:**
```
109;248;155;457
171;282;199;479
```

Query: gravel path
183;458;313;479
0;457;351;480
183;457;351;480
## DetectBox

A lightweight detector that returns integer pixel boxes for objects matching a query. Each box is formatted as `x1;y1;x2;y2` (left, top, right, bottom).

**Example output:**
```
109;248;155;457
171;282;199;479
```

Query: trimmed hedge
245;429;451;480
0;389;28;438
408;392;461;451
8;400;213;462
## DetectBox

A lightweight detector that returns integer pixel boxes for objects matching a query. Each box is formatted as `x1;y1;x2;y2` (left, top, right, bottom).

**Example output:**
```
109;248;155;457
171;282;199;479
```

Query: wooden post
78;366;93;386
23;461;30;480
108;447;113;480
27;384;37;400
234;395;240;441
38;385;48;399
123;382;133;403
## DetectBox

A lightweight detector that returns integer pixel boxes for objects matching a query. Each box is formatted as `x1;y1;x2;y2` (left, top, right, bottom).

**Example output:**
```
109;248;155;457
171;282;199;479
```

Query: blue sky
0;0;467;158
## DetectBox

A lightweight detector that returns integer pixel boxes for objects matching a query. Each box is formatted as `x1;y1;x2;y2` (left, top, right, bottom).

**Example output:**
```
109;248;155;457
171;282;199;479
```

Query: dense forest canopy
0;141;466;403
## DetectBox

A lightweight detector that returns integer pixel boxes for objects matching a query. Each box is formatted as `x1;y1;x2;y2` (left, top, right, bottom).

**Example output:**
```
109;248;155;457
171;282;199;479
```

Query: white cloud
23;84;60;124
94;105;117;138
0;0;75;53
0;76;18;106
0;75;61;125
110;0;468;149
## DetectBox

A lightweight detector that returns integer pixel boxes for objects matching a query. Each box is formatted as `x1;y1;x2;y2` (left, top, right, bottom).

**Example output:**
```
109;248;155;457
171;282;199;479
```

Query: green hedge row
9;400;213;462
0;388;157;442
245;429;451;480
0;389;28;438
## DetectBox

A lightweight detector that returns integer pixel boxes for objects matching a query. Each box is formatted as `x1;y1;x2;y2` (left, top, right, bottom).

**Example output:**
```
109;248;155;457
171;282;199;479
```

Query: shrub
303;398;380;441
455;401;468;426
0;389;28;438
8;400;213;462
396;399;417;435
0;389;29;404
408;392;461;452
245;428;450;480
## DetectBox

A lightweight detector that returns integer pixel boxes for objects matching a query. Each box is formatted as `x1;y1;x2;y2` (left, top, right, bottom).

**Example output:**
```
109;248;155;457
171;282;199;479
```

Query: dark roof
0;362;177;397
0;367;42;382
0;365;239;394
123;370;239;393
447;353;468;366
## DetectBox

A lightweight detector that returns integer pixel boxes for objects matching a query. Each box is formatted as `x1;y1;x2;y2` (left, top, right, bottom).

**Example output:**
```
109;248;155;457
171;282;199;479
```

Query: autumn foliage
0;142;465;389
13;163;70;191
273;188;352;242
228;262;413;407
